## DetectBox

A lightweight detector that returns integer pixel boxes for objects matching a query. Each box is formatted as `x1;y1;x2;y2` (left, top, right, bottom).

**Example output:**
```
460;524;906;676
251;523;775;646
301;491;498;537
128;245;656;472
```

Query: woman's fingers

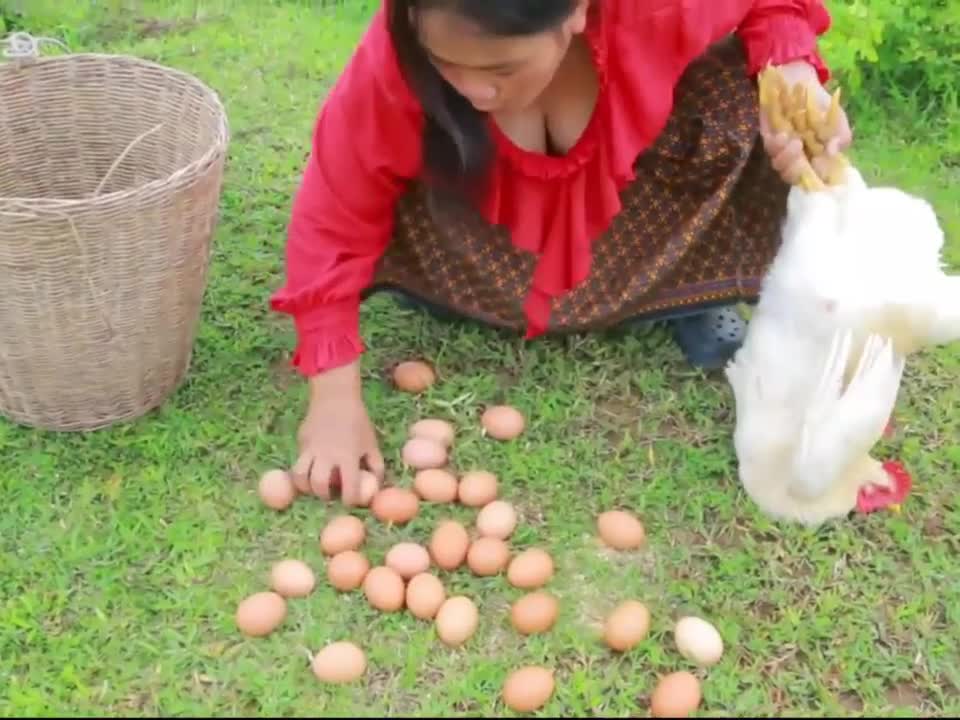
826;116;853;156
764;131;790;158
771;138;808;184
309;459;334;499
811;154;834;181
761;113;801;184
360;420;386;480
364;446;386;481
339;461;362;507
293;446;373;504
291;452;314;495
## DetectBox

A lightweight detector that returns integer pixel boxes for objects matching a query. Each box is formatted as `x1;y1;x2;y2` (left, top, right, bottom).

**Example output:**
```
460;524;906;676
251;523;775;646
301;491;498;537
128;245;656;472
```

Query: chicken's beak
888;504;902;514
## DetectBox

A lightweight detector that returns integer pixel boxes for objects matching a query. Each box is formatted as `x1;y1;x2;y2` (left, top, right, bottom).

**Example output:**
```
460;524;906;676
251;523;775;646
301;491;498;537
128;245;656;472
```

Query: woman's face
416;3;589;114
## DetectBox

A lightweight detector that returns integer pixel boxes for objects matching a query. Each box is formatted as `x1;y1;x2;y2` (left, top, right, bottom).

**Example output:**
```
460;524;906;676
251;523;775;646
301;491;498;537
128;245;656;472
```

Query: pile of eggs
246;359;725;716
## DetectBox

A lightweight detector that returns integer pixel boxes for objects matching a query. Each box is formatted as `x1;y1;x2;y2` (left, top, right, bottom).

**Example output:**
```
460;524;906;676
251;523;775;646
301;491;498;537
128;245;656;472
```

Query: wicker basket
0;37;229;431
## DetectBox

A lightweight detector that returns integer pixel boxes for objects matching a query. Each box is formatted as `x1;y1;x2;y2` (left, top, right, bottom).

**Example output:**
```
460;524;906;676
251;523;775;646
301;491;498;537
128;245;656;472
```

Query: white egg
674;616;724;667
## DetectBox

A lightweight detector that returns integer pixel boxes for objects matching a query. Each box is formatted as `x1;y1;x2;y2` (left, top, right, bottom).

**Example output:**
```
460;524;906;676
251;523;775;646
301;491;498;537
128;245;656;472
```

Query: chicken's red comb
855;461;912;514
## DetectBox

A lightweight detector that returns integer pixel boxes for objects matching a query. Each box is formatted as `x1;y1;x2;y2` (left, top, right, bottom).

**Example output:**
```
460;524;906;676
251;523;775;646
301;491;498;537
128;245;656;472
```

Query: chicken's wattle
855;461;912;514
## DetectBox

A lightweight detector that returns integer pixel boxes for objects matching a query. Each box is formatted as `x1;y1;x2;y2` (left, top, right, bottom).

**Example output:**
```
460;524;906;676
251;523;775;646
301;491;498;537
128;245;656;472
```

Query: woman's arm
664;1;832;82
736;0;832;81
270;9;423;376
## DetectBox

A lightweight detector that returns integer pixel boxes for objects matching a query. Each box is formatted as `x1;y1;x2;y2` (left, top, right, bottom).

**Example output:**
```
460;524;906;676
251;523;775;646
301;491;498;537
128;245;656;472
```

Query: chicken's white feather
788;331;905;501
725;163;957;526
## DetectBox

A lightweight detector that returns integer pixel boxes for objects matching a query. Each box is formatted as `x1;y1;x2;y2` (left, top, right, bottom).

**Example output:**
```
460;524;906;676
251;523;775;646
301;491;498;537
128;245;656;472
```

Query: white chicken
724;161;960;527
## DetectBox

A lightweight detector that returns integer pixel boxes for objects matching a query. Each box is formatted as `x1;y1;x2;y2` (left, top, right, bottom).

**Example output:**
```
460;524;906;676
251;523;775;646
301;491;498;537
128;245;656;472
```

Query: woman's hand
759;60;853;186
292;360;385;505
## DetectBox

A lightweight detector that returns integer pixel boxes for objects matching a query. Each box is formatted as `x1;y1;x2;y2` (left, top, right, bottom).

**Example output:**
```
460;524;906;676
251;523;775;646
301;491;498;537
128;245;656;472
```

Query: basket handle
1;32;71;63
92;123;165;197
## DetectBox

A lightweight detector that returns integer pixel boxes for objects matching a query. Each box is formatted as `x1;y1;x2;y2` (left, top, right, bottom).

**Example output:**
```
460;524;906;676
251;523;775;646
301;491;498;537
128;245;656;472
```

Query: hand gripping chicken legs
724;67;960;527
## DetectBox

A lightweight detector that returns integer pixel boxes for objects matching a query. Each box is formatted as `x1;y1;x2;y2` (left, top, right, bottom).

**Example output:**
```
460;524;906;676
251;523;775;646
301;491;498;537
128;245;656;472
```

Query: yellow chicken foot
757;64;850;192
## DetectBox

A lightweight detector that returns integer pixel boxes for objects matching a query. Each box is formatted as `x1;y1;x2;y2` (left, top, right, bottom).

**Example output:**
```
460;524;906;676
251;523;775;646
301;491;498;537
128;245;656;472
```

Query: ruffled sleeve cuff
272;297;364;376
738;3;832;83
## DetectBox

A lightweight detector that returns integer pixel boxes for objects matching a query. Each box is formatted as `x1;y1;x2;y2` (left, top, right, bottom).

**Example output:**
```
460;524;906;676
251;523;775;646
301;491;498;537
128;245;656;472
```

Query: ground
2;1;959;717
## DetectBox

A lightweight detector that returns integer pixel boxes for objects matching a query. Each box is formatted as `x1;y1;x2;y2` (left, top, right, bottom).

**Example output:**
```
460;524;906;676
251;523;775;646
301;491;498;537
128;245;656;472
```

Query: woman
270;0;852;501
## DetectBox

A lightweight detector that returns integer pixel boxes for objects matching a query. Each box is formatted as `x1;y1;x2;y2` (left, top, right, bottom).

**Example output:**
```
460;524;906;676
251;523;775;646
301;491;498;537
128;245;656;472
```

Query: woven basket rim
0;51;230;210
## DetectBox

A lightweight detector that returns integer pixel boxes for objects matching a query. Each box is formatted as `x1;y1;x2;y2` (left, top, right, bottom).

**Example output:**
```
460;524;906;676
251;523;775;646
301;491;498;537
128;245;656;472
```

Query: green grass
2;1;960;716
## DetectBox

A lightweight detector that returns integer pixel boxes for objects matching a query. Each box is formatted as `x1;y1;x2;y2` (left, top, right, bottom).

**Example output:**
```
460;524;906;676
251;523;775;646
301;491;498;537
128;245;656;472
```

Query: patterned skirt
364;38;789;333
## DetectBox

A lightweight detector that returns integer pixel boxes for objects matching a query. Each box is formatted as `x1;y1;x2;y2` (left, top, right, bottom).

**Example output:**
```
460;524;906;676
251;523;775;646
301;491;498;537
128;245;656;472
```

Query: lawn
2;1;959;717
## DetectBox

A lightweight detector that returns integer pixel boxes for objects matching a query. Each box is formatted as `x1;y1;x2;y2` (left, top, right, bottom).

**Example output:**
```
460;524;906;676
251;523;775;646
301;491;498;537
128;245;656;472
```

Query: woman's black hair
387;0;579;197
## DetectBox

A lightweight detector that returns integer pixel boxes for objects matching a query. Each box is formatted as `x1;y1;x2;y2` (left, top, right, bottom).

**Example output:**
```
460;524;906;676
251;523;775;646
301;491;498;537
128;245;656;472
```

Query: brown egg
312;641;366;684
414;468;459;503
457;470;498;507
511;591;559;635
371;487;420;525
507;548;554;589
269;559;316;598
235;591;287;637
327;551;370;592
402;436;448;470
603;600;651;652
650;671;702;718
409;418;455;448
435;595;479;647
430;520;471;571
476;500;518;539
597;510;646;550
345;470;380;508
320;515;366;556
385;542;431;579
467;537;510;576
393;360;436;394
502;666;555;713
258;469;296;510
481;405;526;440
406;572;446;620
363;566;406;612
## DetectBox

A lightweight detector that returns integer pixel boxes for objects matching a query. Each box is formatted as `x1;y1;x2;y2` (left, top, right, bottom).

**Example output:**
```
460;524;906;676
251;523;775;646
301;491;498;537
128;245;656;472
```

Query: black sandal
668;306;747;370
